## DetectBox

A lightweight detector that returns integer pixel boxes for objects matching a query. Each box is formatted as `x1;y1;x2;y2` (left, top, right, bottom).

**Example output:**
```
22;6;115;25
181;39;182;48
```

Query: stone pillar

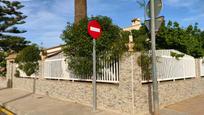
6;53;17;88
40;51;47;79
74;0;87;23
118;52;143;113
195;59;201;78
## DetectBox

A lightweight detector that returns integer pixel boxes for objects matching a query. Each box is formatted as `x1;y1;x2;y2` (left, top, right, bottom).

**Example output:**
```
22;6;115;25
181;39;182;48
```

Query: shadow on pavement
0;87;10;91
2;93;33;107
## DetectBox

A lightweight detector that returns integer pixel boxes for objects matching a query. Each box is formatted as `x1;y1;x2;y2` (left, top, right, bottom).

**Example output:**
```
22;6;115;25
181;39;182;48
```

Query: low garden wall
0;77;7;88
3;53;204;115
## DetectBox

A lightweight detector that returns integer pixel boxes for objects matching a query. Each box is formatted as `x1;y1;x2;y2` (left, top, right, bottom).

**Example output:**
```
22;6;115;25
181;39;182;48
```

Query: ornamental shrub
15;45;41;76
61;16;129;77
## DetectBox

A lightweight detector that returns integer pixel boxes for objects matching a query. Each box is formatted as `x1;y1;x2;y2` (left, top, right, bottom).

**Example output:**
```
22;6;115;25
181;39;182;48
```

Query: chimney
74;0;87;24
123;18;141;31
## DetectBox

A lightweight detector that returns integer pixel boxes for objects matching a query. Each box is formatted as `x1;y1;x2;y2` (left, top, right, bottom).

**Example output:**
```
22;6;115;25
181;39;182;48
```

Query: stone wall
3;53;204;115
0;77;7;88
12;53;141;114
158;78;204;107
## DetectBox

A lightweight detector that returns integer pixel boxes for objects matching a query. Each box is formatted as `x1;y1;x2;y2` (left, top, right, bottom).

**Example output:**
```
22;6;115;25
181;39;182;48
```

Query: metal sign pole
88;20;101;112
93;39;97;112
150;0;159;115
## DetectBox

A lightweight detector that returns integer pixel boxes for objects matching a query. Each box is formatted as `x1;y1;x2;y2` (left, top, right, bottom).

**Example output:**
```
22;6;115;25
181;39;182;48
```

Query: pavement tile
162;94;204;115
0;88;124;115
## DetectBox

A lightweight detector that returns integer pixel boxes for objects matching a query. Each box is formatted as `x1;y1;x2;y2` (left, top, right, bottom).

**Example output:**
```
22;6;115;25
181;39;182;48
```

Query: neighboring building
41;45;62;60
123;18;141;31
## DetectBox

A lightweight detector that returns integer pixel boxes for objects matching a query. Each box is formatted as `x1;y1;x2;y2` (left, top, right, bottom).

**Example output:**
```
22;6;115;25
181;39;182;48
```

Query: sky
11;0;204;48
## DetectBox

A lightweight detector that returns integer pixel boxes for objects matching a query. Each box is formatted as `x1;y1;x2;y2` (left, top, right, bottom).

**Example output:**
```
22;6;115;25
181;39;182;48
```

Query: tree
0;0;29;52
132;20;204;58
134;21;204;80
61;16;128;76
0;0;27;39
0;37;30;52
0;0;29;76
156;21;204;58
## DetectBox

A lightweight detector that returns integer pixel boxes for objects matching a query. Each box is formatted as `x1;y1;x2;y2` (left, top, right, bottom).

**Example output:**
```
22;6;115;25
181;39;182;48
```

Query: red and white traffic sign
88;20;102;111
88;20;102;40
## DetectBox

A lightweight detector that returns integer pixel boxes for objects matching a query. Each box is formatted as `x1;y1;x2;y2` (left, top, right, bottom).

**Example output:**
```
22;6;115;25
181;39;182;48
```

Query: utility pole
150;0;159;115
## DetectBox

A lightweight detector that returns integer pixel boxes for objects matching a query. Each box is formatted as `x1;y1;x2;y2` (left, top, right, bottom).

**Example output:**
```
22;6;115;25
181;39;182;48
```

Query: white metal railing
43;58;119;83
142;55;196;82
43;58;70;80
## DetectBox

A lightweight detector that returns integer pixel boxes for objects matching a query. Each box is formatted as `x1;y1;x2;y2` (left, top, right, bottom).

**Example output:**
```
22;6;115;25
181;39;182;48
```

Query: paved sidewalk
0;88;123;115
161;94;204;115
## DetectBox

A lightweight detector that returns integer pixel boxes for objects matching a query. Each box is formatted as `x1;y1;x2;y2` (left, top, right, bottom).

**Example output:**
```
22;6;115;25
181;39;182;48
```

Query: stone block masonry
0;78;7;88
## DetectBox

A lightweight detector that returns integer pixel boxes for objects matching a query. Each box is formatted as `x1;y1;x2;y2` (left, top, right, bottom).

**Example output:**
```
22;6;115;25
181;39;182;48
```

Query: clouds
166;0;197;7
165;0;204;12
183;14;204;22
19;0;142;48
19;0;71;48
87;0;143;27
16;0;204;47
9;0;31;2
163;0;204;29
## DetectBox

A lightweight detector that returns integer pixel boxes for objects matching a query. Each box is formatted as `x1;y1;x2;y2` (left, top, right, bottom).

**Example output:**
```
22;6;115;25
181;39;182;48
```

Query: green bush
15;45;41;76
0;52;7;77
137;51;152;80
61;16;129;76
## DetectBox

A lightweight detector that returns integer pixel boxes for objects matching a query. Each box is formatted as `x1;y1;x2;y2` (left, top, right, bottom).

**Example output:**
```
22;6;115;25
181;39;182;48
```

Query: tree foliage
0;0;29;76
0;37;30;52
0;0;27;39
156;21;204;58
15;45;41;76
133;21;204;80
132;24;150;51
0;0;29;52
61;16;128;76
133;21;204;58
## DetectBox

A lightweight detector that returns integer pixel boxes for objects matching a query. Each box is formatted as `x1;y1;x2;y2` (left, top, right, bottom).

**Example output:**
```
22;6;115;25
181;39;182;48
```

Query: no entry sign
88;20;102;40
88;20;102;111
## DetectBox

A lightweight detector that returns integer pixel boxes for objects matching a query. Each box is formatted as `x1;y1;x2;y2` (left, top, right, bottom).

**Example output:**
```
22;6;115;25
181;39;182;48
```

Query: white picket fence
43;58;119;83
43;58;70;80
142;50;196;82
